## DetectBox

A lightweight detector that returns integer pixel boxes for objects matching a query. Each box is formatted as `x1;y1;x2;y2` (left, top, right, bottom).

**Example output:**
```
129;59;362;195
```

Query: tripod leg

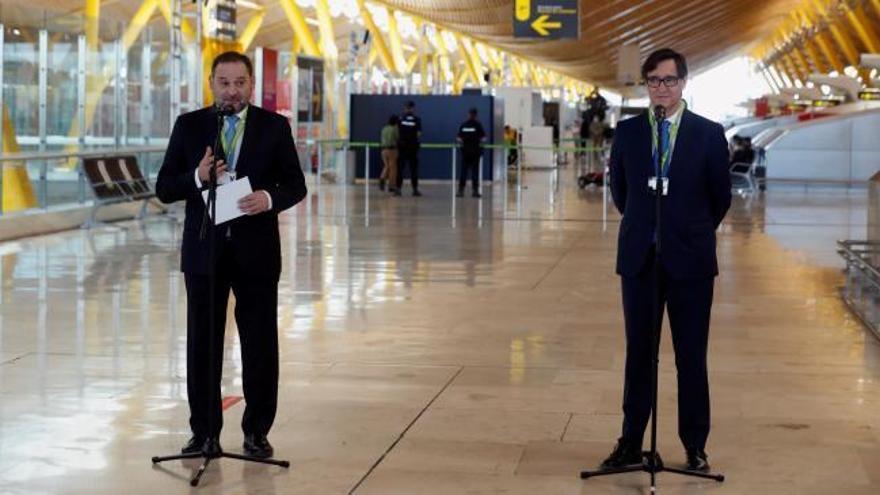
579;464;643;479
151;452;204;463
222;452;291;468
190;456;213;487
662;466;725;482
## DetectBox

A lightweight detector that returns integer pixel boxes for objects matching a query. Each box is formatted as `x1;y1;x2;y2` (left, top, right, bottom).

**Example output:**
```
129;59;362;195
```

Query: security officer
397;100;422;196
456;108;486;197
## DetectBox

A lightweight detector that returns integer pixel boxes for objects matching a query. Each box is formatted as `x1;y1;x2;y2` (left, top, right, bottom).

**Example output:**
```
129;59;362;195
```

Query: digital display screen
859;91;880;101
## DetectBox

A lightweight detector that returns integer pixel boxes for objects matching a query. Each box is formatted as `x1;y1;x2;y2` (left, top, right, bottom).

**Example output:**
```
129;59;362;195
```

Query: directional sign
513;0;579;39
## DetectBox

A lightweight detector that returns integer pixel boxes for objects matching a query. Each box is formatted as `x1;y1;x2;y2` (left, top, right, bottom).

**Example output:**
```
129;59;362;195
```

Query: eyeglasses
645;76;681;88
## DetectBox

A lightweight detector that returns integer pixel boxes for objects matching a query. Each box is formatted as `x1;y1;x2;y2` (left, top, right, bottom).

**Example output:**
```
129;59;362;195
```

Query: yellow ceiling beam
802;38;827;74
315;0;339;60
807;0;859;67
237;8;266;52
418;22;430;94
791;45;813;77
457;35;483;85
844;4;880;54
357;0;398;75
406;52;419;73
280;0;321;58
156;0;196;43
386;7;408;75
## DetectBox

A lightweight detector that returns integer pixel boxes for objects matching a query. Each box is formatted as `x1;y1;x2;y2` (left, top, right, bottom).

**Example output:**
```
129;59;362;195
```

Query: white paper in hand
201;176;253;225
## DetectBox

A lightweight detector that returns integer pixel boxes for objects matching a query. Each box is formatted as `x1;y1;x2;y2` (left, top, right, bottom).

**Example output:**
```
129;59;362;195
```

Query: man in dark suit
601;48;731;473
156;51;307;459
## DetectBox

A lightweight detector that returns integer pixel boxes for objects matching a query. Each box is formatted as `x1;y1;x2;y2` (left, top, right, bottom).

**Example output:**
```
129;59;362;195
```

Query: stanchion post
316;141;322;186
364;143;370;226
478;153;483;197
603;160;609;232
451;146;457;203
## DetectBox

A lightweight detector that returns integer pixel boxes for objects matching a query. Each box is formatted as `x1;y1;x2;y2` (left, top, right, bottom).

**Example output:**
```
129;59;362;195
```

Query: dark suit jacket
156;105;307;280
610;109;731;280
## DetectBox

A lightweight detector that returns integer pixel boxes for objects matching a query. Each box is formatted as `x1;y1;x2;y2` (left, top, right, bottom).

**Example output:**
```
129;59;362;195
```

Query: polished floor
0;166;878;494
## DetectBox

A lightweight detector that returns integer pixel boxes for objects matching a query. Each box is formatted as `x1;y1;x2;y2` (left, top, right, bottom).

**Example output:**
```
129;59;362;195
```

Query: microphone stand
580;105;724;490
151;107;290;486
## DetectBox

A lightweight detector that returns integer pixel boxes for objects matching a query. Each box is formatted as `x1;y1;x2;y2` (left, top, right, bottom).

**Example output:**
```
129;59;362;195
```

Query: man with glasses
601;48;731;473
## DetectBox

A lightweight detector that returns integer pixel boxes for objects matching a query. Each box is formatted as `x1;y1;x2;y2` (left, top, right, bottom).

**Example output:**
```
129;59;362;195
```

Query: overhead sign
513;0;579;39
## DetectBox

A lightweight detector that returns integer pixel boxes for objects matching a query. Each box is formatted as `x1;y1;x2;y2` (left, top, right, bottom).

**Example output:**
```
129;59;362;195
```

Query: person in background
379;114;400;196
397;100;423;197
456;107;487;198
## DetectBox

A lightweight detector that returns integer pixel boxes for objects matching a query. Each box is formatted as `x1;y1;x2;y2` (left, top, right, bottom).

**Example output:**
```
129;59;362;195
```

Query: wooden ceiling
1;0;810;89
377;0;806;88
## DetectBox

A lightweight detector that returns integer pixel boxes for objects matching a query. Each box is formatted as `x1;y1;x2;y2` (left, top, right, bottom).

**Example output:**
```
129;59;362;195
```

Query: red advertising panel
261;48;278;112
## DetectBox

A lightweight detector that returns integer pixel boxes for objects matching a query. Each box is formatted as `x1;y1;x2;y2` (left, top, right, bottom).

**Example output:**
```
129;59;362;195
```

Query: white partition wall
765;108;880;182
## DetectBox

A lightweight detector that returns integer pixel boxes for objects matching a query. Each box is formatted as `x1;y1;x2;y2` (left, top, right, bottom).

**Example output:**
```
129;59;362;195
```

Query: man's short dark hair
404;100;415;109
211;51;253;78
468;107;477;115
641;48;688;80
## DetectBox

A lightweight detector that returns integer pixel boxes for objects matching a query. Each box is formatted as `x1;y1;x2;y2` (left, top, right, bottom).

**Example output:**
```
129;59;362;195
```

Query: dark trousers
397;145;419;191
184;241;279;438
620;253;714;451
459;151;481;193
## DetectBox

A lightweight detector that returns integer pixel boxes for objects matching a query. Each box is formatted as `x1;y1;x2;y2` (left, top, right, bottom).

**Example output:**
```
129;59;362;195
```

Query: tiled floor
0;167;878;494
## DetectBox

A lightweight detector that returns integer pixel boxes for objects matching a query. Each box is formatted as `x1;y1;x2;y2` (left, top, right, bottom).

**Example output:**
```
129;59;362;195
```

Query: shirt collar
233;105;248;122
665;100;685;126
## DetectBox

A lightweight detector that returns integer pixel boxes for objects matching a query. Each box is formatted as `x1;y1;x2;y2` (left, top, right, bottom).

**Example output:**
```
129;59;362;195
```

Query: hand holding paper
201;176;253;225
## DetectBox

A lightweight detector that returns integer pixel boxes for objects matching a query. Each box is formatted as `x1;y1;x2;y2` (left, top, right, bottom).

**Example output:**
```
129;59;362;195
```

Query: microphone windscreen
653;105;666;121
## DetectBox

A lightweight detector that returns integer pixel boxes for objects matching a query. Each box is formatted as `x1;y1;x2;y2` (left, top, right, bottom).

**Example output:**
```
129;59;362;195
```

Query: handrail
303;139;608;153
0;145;167;163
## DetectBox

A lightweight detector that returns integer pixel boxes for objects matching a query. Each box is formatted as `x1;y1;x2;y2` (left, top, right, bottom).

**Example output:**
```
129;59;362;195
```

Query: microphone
216;104;235;117
653;105;666;121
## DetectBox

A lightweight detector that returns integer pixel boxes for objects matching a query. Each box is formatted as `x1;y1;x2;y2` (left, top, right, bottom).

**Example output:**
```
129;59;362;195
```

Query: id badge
648;176;669;196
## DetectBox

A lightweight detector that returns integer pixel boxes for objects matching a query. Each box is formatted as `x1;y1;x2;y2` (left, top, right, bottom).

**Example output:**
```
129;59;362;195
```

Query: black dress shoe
413;190;422;197
686;449;710;472
472;191;481;198
243;434;274;459
600;439;643;468
181;436;206;454
181;436;221;455
456;190;464;198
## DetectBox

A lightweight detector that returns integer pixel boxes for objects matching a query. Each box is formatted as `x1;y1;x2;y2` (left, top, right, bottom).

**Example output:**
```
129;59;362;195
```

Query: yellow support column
68;0;160;154
315;0;338;59
456;35;482;86
419;23;430;94
156;0;196;43
432;29;452;84
280;0;321;58
386;8;407;75
2;107;38;212
237;9;266;52
315;0;343;137
356;0;398;75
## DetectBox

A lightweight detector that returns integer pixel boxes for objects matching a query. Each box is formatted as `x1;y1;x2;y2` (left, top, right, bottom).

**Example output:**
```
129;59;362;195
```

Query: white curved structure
762;106;880;181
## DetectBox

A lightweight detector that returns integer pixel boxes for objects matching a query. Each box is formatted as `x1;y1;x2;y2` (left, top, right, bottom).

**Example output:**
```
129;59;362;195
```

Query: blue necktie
223;115;239;169
658;119;671;174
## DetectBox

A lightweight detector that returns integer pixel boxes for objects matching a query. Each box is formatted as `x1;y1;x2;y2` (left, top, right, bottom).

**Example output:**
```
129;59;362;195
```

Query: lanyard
221;113;246;166
648;103;684;177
